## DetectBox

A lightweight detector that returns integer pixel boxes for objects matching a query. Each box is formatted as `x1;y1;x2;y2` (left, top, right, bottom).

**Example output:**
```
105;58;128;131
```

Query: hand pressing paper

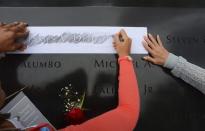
12;26;147;54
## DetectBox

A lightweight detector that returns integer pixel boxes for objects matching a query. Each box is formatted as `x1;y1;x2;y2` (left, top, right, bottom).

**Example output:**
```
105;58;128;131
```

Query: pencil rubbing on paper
25;32;113;47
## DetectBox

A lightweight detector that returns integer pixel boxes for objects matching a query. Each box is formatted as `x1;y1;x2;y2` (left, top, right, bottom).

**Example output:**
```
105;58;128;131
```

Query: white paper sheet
1;92;54;129
14;26;147;54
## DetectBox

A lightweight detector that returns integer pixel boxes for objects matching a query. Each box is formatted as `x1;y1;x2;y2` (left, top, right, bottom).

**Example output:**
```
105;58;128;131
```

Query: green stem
78;92;85;109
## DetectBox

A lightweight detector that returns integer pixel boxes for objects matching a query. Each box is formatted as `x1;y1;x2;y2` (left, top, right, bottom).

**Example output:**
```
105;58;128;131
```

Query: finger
15;30;29;38
113;42;117;49
0;22;7;27
142;41;154;54
113;45;117;49
120;29;128;39
3;22;18;28
128;37;132;45
148;34;158;46
8;23;22;32
19;44;27;51
4;22;20;32
144;36;155;49
9;22;20;27
17;22;28;29
143;56;155;63
0;22;6;26
113;33;120;44
12;43;26;51
156;35;163;46
10;22;28;33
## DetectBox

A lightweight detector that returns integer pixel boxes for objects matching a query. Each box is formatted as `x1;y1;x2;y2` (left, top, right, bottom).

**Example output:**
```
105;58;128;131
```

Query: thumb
143;56;155;64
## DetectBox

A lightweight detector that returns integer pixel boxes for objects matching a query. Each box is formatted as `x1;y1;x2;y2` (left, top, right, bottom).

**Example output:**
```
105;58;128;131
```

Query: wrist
163;53;178;69
118;53;129;58
118;55;133;63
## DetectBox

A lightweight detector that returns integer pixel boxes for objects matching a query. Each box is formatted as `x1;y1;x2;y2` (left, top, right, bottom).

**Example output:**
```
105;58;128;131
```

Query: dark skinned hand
0;22;29;53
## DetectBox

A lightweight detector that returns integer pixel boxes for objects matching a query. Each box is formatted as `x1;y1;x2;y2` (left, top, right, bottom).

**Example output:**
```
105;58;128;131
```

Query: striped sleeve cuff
163;53;179;69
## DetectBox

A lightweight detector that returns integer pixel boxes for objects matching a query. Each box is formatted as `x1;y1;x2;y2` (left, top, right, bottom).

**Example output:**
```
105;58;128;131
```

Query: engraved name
22;61;62;68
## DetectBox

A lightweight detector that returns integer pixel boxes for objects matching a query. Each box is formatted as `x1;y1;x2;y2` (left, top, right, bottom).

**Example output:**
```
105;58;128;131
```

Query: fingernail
23;22;28;26
14;21;19;24
120;29;124;32
142;40;146;44
143;56;147;60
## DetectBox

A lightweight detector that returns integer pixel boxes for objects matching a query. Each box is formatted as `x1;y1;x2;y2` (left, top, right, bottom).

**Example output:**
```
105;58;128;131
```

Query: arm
61;29;140;131
62;58;139;131
142;34;205;93
164;53;205;93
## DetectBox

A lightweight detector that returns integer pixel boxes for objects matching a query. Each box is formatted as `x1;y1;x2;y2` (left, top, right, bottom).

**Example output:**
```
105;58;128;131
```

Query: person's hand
142;34;169;65
0;22;29;53
113;29;132;57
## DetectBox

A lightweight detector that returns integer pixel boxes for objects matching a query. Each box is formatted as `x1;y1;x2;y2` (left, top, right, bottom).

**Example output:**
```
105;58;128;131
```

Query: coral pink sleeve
60;57;140;131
